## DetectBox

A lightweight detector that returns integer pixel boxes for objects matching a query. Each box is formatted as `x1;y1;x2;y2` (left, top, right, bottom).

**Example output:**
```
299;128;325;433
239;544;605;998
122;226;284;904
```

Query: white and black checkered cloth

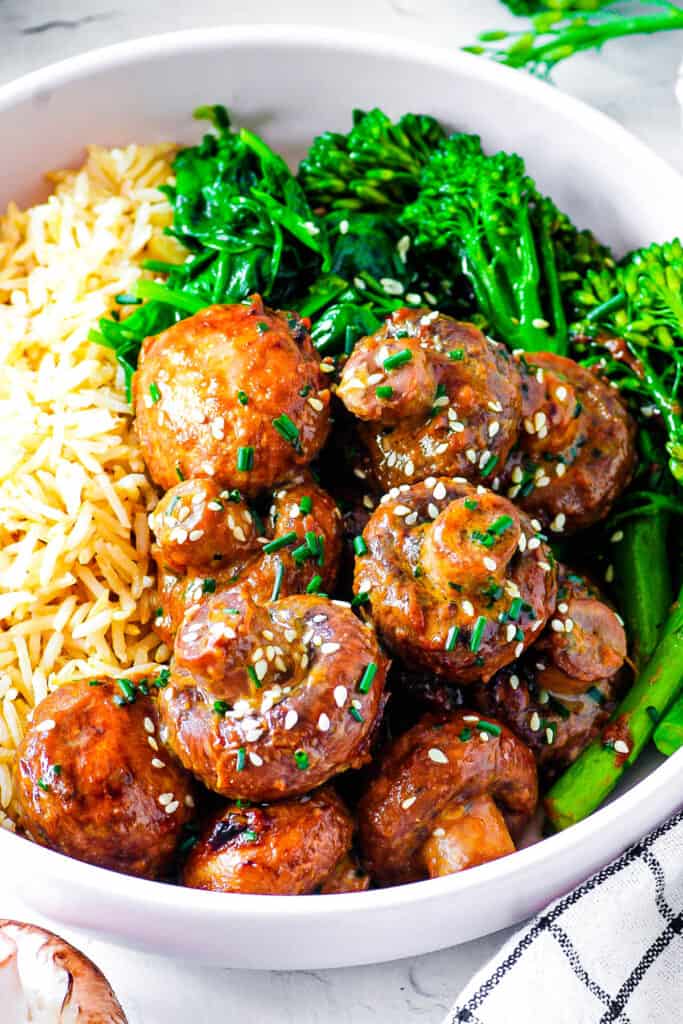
445;811;683;1024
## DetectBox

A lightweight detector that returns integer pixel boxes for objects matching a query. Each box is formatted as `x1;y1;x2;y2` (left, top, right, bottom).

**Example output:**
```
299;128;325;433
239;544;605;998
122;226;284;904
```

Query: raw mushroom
0;920;126;1023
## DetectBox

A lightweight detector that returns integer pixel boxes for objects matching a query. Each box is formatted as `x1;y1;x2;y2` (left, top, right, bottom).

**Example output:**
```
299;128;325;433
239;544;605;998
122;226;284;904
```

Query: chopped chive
137;680;149;696
37;778;50;792
299;384;312;397
175;465;185;481
228;489;242;503
376;385;394;400
351;591;370;608
306;574;323;594
153;667;170;689
545;722;558;745
263;531;298;554
358;662;378;694
383;349;413;371
445;625;460;652
88;680;102;686
116;678;136;703
470;616;487;653
237;390;249;405
242;829;258;842
508;597;523;620
115;292;142;305
480;454;498;478
488;515;514;536
567;573;584;585
237;447;254;472
52;764;62;775
272;413;301;450
477;720;501;736
448;348;465;361
149;382;161;403
257;322;270;334
464;499;479;511
292;543;311;564
113;695;127;707
586;686;606;705
247;665;261;689
236;747;247;772
471;530;496;549
305;531;320;556
271;559;285;602
353;536;368;557
213;699;231;716
294;749;309;770
459;727;472;741
316;535;325;567
299;495;313;514
349;706;364;723
202;578;217;594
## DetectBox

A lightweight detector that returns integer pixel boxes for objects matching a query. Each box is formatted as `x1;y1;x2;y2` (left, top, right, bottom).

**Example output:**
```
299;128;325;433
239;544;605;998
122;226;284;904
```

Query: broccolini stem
653;693;683;755
545;582;683;831
470;3;683;74
612;513;672;672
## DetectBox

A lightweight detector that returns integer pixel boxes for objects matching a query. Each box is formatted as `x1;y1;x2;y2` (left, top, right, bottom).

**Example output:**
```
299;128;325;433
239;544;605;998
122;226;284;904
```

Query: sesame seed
433;482;447;501
538;560;552;572
524;418;536;435
435;442;449;455
308;397;324;412
247;752;263;767
428;747;449;764
480;730;490;742
529;712;541;732
393;504;411;517
405;460;415;477
165;801;179;815
466;449;477;464
527;537;541;550
556;463;567;477
565;617;574;633
484;557;497;572
537;475;551;488
532;318;549;329
334;685;347;708
515;642;524;657
185;795;195;808
148;737;159;751
509;674;520;690
545;728;555;745
284;629;297;643
143;717;155;734
462;715;480;723
254;659;268;681
158;792;174;806
189;529;204;542
506;624;517;642
405;511;418;525
558;602;569;614
605;565;615;583
428;502;439;519
35;719;56;733
284;709;298;730
488;421;500;438
317;713;330;732
551;619;565;633
401;796;417;810
518;534;527;553
151;757;166;768
462;600;475;617
611;531;624;543
614;740;629;755
550;513;566;533
321;642;340;655
555;386;567;401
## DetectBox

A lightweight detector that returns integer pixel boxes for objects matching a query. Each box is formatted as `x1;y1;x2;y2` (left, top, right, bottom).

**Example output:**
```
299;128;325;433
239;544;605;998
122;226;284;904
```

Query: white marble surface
1;3;682;1022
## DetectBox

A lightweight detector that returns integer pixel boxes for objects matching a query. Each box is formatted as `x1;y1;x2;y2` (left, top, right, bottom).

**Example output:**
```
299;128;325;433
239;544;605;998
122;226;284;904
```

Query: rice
0;142;182;822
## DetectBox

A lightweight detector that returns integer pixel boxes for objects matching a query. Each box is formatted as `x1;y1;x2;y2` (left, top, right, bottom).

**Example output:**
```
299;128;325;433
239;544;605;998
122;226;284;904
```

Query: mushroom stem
421;794;516;877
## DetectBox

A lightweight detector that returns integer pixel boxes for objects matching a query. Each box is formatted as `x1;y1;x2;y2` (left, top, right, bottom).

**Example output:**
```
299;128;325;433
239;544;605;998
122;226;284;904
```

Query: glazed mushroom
336;310;522;491
358;711;538;885
152;474;343;643
160;592;389;800
16;679;194;879
501;351;636;533
474;567;628;780
0;920;127;1023
134;296;331;495
183;787;368;895
354;478;557;684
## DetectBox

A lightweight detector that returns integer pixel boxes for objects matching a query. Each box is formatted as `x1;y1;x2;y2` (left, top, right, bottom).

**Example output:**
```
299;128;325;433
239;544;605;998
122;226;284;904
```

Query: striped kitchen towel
445;810;683;1024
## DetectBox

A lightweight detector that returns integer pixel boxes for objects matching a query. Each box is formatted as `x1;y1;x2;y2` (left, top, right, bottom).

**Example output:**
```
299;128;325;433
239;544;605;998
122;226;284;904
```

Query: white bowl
1;25;683;971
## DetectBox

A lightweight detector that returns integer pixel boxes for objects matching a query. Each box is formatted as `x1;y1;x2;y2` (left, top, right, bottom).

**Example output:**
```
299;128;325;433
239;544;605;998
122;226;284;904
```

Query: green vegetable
573;239;683;484
611;514;672;672
653;693;683;755
469;2;683;76
298;107;446;212
545;584;683;831
402;134;610;354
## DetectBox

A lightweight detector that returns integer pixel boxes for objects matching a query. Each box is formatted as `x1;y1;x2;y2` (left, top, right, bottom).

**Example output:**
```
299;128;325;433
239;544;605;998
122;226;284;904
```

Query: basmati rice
0;142;182;823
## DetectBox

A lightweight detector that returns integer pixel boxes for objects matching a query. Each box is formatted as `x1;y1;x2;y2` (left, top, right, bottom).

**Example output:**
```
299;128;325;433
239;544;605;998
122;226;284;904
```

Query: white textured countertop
2;3;682;1022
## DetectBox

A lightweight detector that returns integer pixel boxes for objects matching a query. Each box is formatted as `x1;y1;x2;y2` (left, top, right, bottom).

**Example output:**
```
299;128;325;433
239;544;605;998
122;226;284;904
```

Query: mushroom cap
0;920;127;1023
